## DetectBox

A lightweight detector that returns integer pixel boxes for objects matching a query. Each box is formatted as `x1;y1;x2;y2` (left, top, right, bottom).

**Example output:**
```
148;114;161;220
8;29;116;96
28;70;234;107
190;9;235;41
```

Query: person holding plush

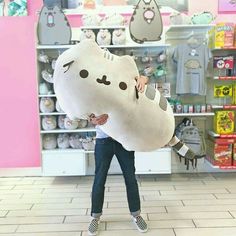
87;75;149;235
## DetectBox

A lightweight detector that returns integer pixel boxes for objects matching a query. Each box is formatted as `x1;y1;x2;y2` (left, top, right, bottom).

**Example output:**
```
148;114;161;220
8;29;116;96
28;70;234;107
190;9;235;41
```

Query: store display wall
0;0;234;168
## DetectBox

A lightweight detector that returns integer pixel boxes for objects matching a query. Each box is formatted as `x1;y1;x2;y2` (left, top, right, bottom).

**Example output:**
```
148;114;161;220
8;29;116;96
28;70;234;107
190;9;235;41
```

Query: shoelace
88;218;99;233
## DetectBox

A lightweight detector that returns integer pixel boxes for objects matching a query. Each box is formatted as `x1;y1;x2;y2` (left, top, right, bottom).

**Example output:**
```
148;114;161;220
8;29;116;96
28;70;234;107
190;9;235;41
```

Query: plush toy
64;117;78;130
39;83;50;95
112;29;126;45
129;0;163;43
43;134;57;150
191;11;214;25
42;70;54;83
80;29;96;41
57;133;70;149
96;29;111;46
81;137;95;150
40;97;55;113
102;13;126;26
77;119;88;128
69;134;83;149
169;12;191;25
82;14;102;26
42;116;57;130
53;40;175;151
58;115;66;129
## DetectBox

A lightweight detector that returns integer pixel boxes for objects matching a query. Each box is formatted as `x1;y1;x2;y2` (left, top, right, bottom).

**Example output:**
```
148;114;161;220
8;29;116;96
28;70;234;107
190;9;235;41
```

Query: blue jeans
91;137;141;218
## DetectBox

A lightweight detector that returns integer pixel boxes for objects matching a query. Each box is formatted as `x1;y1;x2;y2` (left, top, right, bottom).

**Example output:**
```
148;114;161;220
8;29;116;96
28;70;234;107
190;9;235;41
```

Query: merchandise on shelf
213;55;234;77
208;22;234;48
233;143;236;166
206;138;233;166
214;110;235;134
214;84;233;97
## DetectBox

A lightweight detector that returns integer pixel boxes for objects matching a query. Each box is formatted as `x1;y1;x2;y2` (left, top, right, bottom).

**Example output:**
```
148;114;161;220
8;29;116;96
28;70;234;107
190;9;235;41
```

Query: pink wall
0;1;42;167
0;0;235;168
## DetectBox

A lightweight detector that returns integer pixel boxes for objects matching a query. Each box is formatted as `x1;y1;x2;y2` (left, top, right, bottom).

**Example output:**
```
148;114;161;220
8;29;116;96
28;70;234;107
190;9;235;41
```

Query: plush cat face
53;39;138;119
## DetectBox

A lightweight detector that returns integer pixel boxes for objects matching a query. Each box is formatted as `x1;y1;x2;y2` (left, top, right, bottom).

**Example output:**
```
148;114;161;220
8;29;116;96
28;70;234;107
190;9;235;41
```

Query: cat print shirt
172;43;212;95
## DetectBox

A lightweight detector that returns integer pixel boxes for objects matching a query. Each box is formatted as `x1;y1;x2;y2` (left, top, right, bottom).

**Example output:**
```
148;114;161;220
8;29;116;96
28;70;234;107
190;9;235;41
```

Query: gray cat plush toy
58;115;66;129
69;134;83;149
57;133;70;149
64;117;78;130
40;97;55;113
37;5;71;45
43;134;57;150
129;0;163;43
42;116;57;130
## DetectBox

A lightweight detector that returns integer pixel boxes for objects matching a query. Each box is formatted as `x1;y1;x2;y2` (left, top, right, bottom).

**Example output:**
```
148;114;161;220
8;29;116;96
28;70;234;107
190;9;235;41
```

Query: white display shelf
63;5;177;16
40;128;96;134
39;94;57;98
166;24;215;33
174;113;214;117
208;130;236;138
40;112;66;116
80;26;126;30
37;43;170;50
213;76;236;80
42;149;94;154
212;105;236;109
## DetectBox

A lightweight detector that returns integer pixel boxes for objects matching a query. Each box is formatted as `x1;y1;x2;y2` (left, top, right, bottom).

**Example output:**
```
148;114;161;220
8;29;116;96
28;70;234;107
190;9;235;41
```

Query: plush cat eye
63;60;74;73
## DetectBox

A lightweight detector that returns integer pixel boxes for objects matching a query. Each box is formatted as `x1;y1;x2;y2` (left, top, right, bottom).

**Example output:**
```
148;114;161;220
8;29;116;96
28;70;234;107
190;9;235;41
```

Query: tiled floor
1;173;236;235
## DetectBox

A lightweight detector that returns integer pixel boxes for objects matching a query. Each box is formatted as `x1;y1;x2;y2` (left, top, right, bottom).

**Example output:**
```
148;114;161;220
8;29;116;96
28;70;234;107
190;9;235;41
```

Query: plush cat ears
129;0;163;44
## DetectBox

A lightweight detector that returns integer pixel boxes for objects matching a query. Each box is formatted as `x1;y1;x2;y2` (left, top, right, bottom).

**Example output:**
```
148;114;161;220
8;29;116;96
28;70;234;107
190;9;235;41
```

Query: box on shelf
214;84;233;97
209;22;235;48
206;138;233;166
214;110;235;134
213;56;234;77
233;143;236;166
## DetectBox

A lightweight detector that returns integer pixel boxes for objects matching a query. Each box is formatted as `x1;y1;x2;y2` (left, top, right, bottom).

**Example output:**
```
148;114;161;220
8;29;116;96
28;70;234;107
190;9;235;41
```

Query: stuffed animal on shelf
43;134;57;150
39;83;50;95
58;115;66;129
69;134;83;149
112;29;126;45
101;13;126;26
53;39;175;151
82;14;102;26
42;70;54;83
40;97;55;113
129;0;163;43
42;116;57;130
96;29;111;46
77;119;88;128
80;29;96;41
57;133;70;149
81;136;95;150
64;117;78;130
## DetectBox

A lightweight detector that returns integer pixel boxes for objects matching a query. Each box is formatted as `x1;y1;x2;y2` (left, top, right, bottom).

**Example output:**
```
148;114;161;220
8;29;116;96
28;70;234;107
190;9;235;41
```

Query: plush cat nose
144;9;154;22
96;75;111;85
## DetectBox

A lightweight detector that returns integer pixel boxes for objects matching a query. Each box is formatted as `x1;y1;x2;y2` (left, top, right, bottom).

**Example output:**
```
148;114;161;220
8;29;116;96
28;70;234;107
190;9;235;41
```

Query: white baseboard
0;167;42;177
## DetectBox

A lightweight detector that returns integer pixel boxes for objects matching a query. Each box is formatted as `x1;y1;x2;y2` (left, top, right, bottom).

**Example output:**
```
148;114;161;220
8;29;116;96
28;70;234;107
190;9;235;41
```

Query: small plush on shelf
43;134;57;150
112;29;126;45
57;133;70;149
82;14;102;26
39;83;50;95
81;137;95;150
69;134;83;149
77;119;88;128
40;97;55;113
42;116;57;130
38;52;50;63
80;29;96;41
96;29;111;46
42;70;54;83
101;13;126;26
58;115;66;129
64;117;79;130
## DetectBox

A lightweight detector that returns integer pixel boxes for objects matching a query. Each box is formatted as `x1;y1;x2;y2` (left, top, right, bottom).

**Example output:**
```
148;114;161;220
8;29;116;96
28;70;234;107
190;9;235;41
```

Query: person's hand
135;75;148;93
89;114;108;125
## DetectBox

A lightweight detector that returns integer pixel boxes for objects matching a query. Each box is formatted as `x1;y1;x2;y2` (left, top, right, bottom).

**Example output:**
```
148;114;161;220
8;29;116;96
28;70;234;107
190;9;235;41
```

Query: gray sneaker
88;217;100;236
132;215;148;233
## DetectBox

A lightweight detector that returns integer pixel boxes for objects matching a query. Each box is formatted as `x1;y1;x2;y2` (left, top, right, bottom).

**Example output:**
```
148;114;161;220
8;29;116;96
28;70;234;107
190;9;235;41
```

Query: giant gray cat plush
53;39;175;151
37;5;71;45
129;0;163;44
